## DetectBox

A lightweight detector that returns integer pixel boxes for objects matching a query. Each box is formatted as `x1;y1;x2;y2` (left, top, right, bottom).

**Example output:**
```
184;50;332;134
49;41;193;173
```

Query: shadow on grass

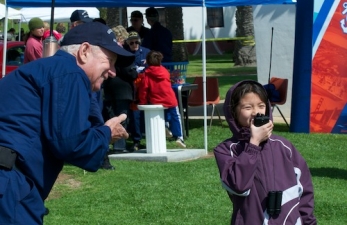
310;167;347;180
273;124;290;132
211;68;257;76
208;60;233;63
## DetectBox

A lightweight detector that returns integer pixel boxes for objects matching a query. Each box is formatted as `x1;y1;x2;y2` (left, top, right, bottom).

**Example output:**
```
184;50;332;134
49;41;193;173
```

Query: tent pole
18;17;22;41
2;4;9;78
202;4;207;155
50;0;55;36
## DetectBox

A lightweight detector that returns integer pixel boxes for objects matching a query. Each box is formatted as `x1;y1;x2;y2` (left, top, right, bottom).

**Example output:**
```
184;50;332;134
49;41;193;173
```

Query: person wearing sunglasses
125;31;150;71
125;31;151;151
126;10;150;41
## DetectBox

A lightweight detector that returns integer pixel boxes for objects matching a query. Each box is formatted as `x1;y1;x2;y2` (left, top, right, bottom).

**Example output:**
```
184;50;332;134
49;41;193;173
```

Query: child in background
214;80;316;225
42;21;62;41
137;51;186;148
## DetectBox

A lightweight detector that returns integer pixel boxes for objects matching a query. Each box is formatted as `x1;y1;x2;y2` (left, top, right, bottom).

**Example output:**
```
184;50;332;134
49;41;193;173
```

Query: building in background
127;7;237;55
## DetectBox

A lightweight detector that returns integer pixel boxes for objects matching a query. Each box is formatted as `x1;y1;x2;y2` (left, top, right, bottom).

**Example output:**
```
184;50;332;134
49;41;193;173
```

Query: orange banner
311;1;347;133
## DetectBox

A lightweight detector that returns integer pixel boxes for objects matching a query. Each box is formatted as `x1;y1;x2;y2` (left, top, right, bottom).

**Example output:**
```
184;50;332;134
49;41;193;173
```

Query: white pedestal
138;105;167;154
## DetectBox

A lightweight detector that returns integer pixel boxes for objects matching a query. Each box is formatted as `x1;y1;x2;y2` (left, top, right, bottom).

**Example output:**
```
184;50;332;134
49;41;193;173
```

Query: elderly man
0;22;134;225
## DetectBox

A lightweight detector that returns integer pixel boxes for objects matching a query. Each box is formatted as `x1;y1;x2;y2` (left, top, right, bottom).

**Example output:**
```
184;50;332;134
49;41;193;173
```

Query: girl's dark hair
146;50;163;66
229;81;268;119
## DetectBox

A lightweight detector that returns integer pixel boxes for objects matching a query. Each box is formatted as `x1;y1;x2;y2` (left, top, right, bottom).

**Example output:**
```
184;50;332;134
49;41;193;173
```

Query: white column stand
137;105;167;154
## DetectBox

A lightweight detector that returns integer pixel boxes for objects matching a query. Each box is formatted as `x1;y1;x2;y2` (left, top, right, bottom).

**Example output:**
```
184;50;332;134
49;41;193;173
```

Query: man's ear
76;42;92;64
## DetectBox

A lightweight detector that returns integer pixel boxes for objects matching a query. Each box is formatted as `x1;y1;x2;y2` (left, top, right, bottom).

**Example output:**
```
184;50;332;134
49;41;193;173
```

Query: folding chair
188;77;223;129
269;77;289;127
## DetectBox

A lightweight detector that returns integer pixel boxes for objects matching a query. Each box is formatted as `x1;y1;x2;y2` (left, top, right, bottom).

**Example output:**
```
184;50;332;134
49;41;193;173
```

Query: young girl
137;51;186;148
214;80;316;225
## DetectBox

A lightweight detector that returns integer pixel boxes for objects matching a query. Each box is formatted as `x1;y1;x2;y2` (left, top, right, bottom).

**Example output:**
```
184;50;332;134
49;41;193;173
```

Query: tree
105;7;128;28
101;7;188;62
233;6;256;67
164;7;188;62
98;7;107;22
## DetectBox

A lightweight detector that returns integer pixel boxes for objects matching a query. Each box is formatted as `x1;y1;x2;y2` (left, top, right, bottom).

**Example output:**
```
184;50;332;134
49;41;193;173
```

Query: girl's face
236;92;267;127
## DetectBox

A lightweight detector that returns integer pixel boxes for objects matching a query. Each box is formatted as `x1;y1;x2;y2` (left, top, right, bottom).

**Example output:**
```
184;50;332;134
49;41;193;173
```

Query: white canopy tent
0;4;23;42
0;4;22;20
1;7;99;77
19;7;99;22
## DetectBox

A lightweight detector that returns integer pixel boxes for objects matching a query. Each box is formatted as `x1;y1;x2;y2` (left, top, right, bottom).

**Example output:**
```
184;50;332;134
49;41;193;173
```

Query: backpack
263;83;281;102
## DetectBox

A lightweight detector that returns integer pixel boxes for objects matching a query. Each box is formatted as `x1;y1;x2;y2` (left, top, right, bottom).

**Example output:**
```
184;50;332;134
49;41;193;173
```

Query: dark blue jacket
125;45;151;68
126;26;150;40
142;22;173;62
134;46;151;67
0;50;111;200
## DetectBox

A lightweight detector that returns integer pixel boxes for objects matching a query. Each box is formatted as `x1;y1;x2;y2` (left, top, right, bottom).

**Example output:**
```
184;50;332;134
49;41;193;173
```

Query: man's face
82;45;117;91
130;17;143;29
32;27;44;37
70;21;84;29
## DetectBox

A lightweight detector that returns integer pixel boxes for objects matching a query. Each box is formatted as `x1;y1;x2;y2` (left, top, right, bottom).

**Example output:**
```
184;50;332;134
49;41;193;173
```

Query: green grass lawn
186;74;257;100
43;125;347;225
187;54;257;77
42;55;347;224
185;54;257;100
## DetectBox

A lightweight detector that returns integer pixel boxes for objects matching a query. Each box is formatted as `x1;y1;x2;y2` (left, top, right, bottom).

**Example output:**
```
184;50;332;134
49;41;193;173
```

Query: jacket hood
145;65;169;81
223;80;273;140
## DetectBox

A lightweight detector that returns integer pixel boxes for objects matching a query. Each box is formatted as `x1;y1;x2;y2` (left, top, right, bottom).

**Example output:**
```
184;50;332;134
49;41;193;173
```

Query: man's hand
104;114;129;143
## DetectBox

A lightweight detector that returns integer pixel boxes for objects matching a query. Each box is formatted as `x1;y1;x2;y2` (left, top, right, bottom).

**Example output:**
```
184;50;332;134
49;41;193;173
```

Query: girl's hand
250;120;273;146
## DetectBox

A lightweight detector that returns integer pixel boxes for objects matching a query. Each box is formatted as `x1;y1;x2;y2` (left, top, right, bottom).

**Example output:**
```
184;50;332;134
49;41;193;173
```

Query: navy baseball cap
70;10;93;23
61;22;134;66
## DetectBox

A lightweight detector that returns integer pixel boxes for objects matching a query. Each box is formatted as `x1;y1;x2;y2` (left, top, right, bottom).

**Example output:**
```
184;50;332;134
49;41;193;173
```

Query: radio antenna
265;27;274;117
268;27;274;84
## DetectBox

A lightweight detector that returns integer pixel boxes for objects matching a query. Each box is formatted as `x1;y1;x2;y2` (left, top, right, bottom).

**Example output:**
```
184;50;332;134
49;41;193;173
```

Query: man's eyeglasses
129;41;140;46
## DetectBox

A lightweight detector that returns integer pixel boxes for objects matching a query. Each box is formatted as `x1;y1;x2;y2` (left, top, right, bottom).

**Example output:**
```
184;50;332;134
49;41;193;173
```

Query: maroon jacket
24;35;43;64
214;80;316;225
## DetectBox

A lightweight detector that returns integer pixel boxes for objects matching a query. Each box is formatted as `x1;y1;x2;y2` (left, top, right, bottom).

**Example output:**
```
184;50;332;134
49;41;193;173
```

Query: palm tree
233;6;256;66
102;7;188;62
164;7;188;62
105;7;128;28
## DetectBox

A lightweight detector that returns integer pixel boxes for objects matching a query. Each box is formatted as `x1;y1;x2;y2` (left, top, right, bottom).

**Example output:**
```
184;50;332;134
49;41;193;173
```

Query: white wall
127;7;237;40
253;4;296;120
